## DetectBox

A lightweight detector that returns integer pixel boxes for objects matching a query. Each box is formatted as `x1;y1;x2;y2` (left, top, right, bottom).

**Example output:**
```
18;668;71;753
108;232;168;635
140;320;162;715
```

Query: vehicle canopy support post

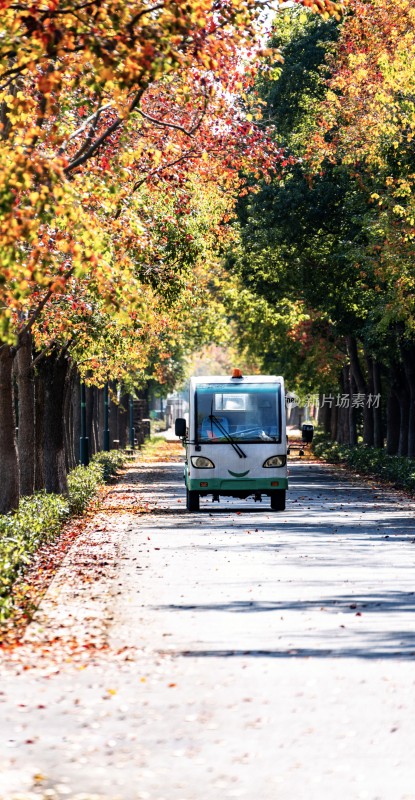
103;382;110;451
80;382;89;466
129;396;135;449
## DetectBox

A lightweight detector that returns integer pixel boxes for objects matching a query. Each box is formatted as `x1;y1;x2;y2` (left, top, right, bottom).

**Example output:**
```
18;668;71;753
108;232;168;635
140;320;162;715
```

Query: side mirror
175;418;186;438
302;423;314;443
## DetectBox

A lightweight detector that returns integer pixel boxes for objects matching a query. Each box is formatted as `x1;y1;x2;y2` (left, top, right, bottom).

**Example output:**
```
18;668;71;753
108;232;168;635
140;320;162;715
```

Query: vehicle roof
190;375;284;385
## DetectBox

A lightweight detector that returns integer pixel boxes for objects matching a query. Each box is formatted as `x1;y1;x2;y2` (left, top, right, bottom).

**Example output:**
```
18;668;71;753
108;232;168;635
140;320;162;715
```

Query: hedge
0;450;126;621
313;431;415;493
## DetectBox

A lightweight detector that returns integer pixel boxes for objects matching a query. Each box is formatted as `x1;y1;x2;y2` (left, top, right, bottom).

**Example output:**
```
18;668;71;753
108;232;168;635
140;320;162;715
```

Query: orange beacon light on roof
231;368;243;379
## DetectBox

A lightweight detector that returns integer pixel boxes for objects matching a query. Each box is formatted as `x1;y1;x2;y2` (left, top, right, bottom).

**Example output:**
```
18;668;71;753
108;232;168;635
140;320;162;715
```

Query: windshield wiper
209;413;246;459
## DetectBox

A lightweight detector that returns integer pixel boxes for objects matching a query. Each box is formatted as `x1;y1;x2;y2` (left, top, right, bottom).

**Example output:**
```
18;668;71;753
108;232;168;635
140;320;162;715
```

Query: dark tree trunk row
321;334;415;455
0;339;139;514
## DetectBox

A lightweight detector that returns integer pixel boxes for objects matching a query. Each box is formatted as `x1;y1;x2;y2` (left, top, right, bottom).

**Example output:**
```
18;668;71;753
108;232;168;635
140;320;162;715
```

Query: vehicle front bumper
187;477;288;492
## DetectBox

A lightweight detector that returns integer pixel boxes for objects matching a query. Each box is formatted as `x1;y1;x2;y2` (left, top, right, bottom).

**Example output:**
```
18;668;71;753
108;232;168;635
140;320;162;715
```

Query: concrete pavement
1;459;415;799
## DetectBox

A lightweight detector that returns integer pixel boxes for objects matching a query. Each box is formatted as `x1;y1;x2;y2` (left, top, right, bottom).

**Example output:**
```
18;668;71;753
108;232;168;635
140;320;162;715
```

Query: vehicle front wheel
270;490;286;511
186;488;200;512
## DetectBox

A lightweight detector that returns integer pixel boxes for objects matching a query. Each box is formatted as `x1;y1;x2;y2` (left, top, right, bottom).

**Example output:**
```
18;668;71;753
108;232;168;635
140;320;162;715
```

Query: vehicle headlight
191;456;215;469
263;455;286;468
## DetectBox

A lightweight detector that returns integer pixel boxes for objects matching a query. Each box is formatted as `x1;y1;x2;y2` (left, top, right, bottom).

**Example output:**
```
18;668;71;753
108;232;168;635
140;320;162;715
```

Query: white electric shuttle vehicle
175;371;290;512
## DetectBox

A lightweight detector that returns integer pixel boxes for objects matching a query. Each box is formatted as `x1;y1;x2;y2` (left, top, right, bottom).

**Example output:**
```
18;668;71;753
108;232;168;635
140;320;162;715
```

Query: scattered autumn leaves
0;439;182;664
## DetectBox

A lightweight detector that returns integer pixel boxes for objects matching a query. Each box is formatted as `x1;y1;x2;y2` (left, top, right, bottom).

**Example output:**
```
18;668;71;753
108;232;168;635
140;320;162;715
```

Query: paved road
1;460;415;800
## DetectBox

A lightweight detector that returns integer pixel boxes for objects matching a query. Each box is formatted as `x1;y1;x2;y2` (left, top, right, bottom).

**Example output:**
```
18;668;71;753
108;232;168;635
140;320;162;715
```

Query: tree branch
58;100;111;156
127;3;165;35
114;147;199;219
137;105;206;137
64;87;146;174
136;107;195;136
18;267;75;342
136;85;210;137
32;340;58;368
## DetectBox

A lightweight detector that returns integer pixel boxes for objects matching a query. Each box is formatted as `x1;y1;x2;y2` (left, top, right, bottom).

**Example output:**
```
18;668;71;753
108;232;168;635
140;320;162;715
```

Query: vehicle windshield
195;383;281;444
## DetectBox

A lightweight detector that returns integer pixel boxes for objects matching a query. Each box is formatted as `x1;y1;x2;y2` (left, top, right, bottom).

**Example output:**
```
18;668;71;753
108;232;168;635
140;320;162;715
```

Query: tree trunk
16;332;35;496
119;392;129;448
109;381;119;446
72;373;81;465
386;366;400;455
398;371;410;457
347;336;373;446
347;365;357;446
63;366;76;472
42;352;69;494
97;387;104;450
400;341;415;458
335;366;350;444
318;393;332;434
69;368;76;470
92;387;99;454
398;395;410;455
330;399;338;441
0;345;20;513
86;385;96;456
34;372;45;490
372;359;384;448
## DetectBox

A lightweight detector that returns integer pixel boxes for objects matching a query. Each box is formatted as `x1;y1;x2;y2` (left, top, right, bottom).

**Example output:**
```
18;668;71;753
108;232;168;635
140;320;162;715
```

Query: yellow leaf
56;240;70;253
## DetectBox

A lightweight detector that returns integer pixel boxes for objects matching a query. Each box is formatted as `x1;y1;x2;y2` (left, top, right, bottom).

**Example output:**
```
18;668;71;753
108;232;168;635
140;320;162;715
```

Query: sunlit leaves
0;0;334;381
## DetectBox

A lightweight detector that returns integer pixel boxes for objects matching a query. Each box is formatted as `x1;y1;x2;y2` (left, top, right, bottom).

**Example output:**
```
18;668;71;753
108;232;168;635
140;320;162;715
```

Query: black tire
186;488;200;512
270;490;286;511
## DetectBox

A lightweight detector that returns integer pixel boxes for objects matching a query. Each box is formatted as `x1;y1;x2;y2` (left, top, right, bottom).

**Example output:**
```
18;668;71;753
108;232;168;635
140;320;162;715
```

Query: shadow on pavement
156;591;415;615
174;644;415;660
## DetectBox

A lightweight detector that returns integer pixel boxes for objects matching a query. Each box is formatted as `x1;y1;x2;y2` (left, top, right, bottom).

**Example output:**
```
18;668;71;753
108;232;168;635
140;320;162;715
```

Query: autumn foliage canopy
1;0;279;360
0;0;346;512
